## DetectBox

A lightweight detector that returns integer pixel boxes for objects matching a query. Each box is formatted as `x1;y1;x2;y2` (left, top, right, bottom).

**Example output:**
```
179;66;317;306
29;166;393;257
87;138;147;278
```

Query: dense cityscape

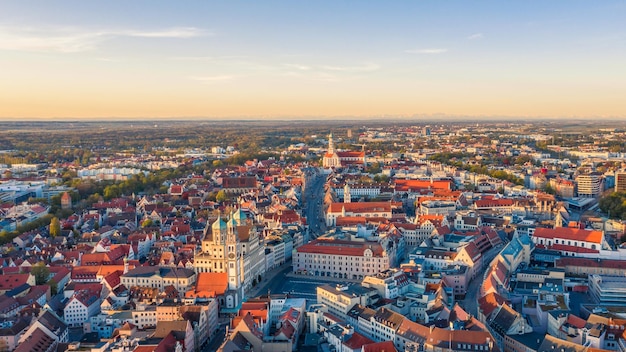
3;1;626;351
0;120;626;352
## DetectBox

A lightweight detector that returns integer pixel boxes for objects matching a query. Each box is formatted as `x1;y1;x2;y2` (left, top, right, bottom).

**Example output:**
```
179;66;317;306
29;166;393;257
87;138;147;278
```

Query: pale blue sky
0;1;625;118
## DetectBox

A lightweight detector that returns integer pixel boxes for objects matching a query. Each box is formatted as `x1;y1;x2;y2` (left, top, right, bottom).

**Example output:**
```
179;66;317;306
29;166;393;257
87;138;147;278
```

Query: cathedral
194;208;266;310
322;133;366;168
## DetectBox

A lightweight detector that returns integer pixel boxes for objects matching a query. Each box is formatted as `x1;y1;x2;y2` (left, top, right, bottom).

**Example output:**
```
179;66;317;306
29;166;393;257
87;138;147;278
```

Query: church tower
344;183;351;203
212;213;227;245
323;132;340;168
554;211;563;228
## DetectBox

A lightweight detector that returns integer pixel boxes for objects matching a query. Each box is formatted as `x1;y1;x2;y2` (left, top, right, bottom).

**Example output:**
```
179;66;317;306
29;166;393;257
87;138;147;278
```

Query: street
302;167;327;238
250;261;293;298
202;323;228;352
459;243;505;317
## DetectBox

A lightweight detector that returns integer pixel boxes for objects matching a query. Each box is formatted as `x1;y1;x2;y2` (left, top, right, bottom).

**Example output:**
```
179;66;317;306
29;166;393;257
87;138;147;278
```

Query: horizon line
1;115;626;122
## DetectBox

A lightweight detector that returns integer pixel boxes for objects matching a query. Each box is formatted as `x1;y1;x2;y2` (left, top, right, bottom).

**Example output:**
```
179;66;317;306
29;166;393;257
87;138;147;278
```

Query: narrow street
202;323;228;352
459;243;505;317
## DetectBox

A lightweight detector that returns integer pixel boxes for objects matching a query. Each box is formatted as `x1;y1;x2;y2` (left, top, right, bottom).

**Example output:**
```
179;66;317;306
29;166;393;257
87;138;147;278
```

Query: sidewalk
285;272;361;284
248;261;292;297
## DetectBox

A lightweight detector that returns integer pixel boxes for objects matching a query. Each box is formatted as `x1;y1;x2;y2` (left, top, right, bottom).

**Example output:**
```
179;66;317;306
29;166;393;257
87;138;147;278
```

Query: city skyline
1;1;625;119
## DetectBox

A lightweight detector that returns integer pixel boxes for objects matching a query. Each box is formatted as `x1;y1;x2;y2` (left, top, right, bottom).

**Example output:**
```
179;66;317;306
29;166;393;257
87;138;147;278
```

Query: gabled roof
279;307;300;324
329;201;401;214
537;334;612;352
103;270;122;289
38;310;67;336
373;307;404;329
474;199;514;208
394;179;452;192
566;314;587;329
533;227;603;244
478;292;507;318
0;273;31;291
490;304;518;332
14;327;57;352
297;239;385;257
362;341;398;352
187;272;227;298
343;332;374;349
153;320;188;339
274;321;295;340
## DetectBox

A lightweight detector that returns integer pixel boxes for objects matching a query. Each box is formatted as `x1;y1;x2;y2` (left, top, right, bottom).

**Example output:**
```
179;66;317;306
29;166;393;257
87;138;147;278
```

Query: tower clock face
228;252;235;259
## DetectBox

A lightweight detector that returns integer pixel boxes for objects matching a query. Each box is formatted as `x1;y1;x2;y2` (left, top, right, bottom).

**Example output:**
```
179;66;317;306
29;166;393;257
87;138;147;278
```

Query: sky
0;1;625;120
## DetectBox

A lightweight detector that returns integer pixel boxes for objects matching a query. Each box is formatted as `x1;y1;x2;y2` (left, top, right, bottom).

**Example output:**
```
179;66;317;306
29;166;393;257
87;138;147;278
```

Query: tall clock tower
225;215;243;308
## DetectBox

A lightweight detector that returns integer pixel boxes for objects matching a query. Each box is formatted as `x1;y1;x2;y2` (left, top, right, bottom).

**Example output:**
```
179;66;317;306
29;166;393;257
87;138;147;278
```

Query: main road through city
302;167;327;238
243;168;328;301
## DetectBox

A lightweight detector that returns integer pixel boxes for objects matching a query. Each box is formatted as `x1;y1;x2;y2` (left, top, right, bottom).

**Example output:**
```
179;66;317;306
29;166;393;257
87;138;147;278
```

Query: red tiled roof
533;227;603;244
567;314;587;329
461;242;482;261
363;341;397;352
0;274;31;291
556;257;626;269
343;332;375;349
335;216;369;226
275;321;295;339
394;179;452;192
222;176;257;189
474;199;514;208
478;292;507;318
329;201;401;213
552;243;600;253
187;272;227;298
297;239;385;257
493;261;509;286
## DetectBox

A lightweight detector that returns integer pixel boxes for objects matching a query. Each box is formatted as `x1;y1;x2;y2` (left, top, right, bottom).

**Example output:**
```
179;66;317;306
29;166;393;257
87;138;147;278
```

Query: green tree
373;174;390;183
49;217;61;238
103;184;120;200
543;184;556;195
47;279;58;295
216;190;228;202
141;218;154;228
599;192;626;220
31;262;50;285
366;162;382;174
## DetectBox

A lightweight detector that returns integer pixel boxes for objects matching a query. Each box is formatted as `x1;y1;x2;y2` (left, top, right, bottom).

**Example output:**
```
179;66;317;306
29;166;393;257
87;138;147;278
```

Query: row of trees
429;153;525;186
599;192;626;220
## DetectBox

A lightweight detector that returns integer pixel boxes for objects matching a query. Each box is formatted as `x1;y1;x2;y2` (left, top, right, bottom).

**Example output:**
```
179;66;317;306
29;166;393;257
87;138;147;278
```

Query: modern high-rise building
576;173;603;198
615;171;626;193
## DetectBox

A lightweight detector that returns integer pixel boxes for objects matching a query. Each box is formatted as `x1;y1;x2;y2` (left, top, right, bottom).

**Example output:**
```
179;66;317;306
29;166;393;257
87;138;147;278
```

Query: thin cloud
170;56;215;61
283;70;340;82
190;75;238;82
123;27;207;38
0;25;209;53
95;57;122;62
283;63;312;71
319;63;380;72
468;33;483;40
405;48;448;54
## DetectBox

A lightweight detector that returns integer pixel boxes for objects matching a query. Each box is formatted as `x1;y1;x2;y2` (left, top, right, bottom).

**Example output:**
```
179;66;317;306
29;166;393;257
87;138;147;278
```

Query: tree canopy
599;192;626;220
49;217;61;238
31;262;50;285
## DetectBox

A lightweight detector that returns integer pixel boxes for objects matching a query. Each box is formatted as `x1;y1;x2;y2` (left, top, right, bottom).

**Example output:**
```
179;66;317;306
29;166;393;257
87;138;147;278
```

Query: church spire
328;132;335;154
